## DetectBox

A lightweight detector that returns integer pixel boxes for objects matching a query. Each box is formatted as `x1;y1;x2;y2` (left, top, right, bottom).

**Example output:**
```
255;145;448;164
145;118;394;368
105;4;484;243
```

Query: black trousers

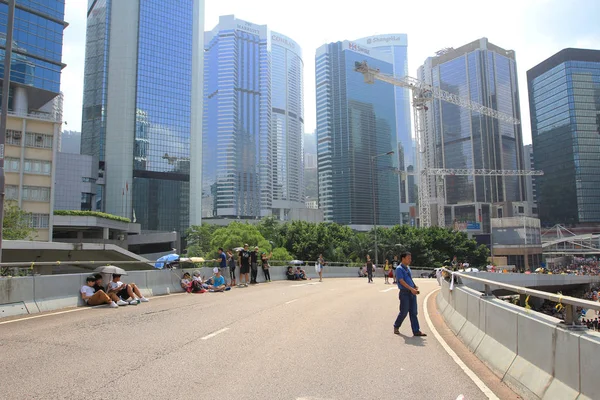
263;268;271;281
251;262;258;282
367;268;373;282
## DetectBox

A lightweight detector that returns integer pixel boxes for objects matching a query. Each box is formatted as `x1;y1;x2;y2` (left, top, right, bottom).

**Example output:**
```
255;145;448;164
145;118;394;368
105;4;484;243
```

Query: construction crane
354;61;544;228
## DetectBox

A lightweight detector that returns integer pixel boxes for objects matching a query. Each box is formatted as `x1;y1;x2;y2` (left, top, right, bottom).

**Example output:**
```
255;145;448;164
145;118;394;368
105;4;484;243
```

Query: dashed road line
201;327;230;340
423;289;499;400
285;299;299;305
379;287;396;293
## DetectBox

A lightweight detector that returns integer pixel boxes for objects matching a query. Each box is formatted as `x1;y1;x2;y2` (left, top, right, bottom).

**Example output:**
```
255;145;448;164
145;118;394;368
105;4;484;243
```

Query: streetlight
371;150;394;268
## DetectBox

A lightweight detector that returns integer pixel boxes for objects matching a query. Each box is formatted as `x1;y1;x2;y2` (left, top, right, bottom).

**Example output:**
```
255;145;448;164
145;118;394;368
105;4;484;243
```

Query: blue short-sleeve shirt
213;275;225;288
396;264;415;290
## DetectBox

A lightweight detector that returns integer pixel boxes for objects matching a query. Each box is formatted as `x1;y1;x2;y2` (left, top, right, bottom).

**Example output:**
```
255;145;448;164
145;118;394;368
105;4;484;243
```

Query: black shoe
393;328;400;335
413;331;427;337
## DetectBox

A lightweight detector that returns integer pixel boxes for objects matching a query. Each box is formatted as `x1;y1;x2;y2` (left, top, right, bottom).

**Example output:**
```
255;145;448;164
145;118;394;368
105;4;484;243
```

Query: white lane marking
379;287;396;293
285;299;299;305
0;292;190;326
291;282;320;287
201;327;230;340
0;307;88;325
423;289;499;400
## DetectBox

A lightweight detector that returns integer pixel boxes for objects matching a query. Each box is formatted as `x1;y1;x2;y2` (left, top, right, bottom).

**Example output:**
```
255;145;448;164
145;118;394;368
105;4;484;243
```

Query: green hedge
54;210;131;223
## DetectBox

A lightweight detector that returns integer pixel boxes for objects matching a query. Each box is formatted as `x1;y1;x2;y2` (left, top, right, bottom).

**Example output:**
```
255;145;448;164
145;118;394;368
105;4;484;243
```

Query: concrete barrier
0;265;366;318
438;279;600;400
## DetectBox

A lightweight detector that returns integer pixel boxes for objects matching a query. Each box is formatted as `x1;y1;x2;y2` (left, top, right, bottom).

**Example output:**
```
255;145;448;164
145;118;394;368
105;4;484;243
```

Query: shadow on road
396;333;427;347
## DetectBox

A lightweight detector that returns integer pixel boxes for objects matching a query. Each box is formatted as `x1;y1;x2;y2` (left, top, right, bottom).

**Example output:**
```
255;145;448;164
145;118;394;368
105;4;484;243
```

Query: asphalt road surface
0;277;514;400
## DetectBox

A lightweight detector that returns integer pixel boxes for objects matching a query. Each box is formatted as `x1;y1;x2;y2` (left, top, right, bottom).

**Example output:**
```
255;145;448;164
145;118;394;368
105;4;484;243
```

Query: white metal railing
442;268;600;325
3;109;61;123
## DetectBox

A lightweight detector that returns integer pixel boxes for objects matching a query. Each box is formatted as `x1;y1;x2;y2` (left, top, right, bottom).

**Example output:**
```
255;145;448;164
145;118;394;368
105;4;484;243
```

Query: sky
61;0;600;145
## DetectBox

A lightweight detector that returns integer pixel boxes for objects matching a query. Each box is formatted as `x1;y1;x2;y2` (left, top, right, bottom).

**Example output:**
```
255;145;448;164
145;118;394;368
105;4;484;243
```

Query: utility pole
0;0;16;264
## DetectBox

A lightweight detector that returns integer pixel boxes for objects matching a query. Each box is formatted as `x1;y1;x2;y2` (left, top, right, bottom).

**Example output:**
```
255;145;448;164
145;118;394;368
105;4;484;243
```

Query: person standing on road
392;255;399;284
393;252;427;337
250;246;260;284
384;259;391;284
216;248;229;286
261;251;272;282
227;249;237;287
238;244;251;287
316;254;325;282
366;255;374;283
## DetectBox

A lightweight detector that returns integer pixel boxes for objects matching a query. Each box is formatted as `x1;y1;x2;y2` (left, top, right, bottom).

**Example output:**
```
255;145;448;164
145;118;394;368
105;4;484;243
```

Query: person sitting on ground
208;268;228;292
358;266;366;277
286;267;297;280
93;273;106;293
296;267;307;280
181;272;193;293
107;274;149;305
191;271;208;293
80;276;124;307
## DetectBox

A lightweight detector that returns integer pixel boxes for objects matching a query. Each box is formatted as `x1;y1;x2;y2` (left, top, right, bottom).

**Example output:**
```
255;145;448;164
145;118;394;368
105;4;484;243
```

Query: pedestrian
393;251;427;337
366;255;374;283
250;246;259;284
384;259;391;284
261;250;272;282
316;253;325;282
216;248;229;286
238;244;251;287
392;255;399;284
227;249;237;287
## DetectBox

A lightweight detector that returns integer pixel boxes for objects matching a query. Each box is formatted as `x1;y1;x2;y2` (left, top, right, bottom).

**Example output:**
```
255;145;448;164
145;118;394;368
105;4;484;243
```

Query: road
0;277;512;400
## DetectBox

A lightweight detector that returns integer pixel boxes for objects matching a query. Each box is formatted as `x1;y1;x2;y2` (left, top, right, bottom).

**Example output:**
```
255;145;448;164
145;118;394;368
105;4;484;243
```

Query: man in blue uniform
393;251;427;337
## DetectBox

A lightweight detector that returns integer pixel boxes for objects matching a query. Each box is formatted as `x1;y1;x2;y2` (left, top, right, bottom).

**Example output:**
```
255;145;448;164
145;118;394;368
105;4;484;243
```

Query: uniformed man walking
393;251;427;337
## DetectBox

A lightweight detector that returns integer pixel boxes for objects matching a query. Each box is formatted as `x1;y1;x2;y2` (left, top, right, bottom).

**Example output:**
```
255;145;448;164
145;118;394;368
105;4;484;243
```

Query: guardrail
442;268;600;325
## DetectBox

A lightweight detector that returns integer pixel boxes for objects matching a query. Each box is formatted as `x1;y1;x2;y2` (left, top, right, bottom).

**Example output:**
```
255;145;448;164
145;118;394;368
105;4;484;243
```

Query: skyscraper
418;38;526;229
271;31;304;219
316;41;400;227
1;1;66;241
81;0;204;232
527;48;600;225
203;16;304;221
354;34;415;224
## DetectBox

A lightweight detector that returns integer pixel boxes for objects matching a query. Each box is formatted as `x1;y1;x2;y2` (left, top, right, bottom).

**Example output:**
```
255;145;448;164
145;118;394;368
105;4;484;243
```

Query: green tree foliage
271;247;292;262
185;224;219;257
207;222;271;258
3;201;35;240
185;221;490;267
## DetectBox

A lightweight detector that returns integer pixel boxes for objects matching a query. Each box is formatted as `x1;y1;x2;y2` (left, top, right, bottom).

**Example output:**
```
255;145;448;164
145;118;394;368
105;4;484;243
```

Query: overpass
542;232;600;256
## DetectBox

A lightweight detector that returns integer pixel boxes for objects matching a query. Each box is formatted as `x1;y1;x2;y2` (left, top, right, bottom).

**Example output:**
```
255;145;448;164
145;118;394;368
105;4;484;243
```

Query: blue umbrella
154;253;180;269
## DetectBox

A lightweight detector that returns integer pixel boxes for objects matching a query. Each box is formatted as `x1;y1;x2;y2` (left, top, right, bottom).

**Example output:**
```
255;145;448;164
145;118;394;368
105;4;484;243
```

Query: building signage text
348;42;370;55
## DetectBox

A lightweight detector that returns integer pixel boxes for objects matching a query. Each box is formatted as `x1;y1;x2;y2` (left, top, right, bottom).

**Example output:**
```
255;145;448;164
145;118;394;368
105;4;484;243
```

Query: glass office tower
0;0;65;108
315;41;400;227
271;31;304;219
354;34;415;225
81;0;204;233
528;48;600;225
203;15;272;219
419;39;526;214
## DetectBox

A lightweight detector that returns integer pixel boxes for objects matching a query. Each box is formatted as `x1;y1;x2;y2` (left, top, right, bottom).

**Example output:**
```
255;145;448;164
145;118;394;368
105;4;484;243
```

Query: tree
206;222;271;258
185;224;219;257
257;216;282;247
271;247;292;262
3;201;35;240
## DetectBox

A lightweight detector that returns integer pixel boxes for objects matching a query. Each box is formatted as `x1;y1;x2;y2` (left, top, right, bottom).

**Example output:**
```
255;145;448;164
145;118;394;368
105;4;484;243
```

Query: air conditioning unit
36;135;43;142
12;132;21;139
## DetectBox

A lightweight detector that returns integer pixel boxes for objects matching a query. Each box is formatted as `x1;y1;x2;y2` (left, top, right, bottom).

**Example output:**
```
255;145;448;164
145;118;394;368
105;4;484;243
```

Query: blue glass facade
420;39;525;208
132;0;192;231
0;0;65;109
528;49;600;225
355;34;415;224
271;32;304;206
81;0;194;233
316;41;400;226
203;16;271;218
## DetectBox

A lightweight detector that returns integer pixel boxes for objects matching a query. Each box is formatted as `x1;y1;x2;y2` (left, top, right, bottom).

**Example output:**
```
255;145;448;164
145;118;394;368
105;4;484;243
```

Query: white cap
213;267;219;273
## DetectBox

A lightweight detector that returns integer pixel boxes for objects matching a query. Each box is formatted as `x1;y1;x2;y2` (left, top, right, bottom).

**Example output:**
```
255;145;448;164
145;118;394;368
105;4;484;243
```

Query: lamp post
371;150;394;268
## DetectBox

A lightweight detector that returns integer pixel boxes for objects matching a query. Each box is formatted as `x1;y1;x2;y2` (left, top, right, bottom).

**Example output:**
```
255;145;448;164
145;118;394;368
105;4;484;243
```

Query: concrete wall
437;280;600;400
1;265;402;319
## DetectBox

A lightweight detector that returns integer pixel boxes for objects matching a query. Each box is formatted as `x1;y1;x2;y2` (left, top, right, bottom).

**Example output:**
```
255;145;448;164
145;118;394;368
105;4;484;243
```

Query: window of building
22;186;51;202
81;193;93;211
5;185;19;200
518;206;525;214
6;129;22;146
28;214;50;229
5;158;20;172
19;159;52;175
24;132;53;149
82;177;96;183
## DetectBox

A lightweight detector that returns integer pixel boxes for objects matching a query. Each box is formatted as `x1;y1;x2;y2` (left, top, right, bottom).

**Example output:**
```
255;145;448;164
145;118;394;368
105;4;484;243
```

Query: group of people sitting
180;268;231;293
80;273;150;308
286;266;308;280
